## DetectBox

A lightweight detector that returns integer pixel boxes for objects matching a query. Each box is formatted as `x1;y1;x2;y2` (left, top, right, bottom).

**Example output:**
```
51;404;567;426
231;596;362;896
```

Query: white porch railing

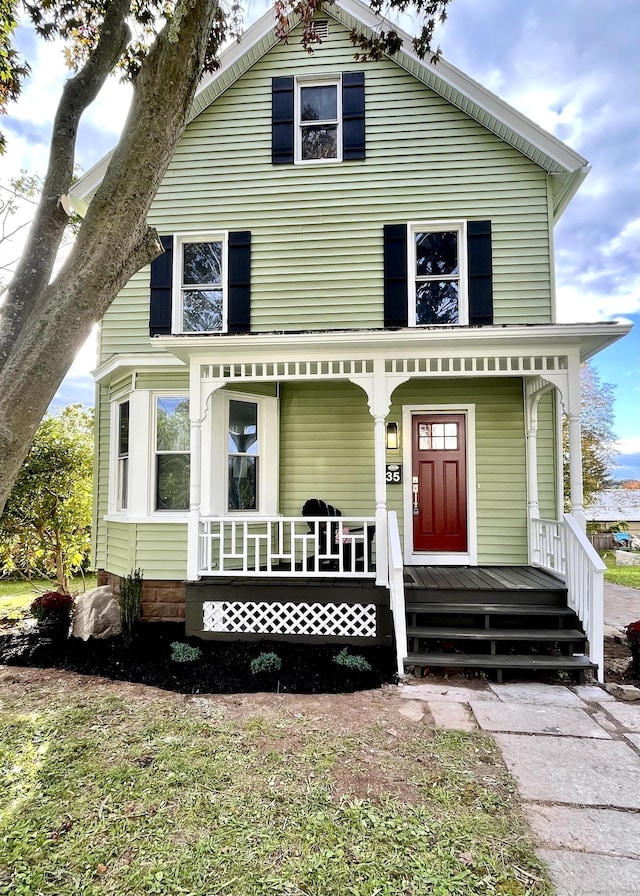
198;516;376;577
531;513;606;682
387;511;408;677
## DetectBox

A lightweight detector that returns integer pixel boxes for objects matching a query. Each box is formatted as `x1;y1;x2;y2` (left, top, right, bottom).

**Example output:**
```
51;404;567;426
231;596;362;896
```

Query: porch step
407;627;586;643
406;602;577;618
404;651;596;684
403;566;592;683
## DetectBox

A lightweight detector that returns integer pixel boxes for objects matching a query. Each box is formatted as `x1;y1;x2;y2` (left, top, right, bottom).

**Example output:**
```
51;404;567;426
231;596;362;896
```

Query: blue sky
2;0;639;478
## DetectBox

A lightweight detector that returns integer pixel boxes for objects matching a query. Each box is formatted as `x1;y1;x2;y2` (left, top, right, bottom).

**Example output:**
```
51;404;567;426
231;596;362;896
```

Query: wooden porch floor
404;565;565;593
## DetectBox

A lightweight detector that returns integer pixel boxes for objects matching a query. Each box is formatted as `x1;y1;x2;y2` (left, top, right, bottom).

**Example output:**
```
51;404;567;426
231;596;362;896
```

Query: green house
72;0;631;681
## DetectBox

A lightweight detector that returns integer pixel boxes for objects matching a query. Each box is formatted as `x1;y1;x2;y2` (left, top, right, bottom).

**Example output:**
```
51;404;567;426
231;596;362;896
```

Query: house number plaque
385;463;402;484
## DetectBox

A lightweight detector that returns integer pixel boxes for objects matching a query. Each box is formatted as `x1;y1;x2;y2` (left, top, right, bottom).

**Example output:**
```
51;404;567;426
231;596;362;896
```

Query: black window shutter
342;71;365;160
272;77;294;164
149;235;174;336
467;220;493;325
227;231;251;334
383;224;408;328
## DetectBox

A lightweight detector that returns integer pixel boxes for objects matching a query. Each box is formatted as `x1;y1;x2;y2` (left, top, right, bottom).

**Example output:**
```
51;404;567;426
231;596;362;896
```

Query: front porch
183;557;598;683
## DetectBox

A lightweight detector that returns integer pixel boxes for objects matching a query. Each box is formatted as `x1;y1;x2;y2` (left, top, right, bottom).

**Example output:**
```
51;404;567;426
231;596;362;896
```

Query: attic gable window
297;77;341;162
272;74;365;164
409;222;468;326
175;234;226;333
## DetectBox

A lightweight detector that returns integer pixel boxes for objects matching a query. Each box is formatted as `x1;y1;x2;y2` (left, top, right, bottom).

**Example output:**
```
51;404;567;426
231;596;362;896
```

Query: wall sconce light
386;421;399;450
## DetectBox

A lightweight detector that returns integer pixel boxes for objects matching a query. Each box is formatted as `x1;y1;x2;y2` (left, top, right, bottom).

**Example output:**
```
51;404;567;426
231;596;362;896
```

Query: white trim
154;320;633;366
93;353;185;384
208;389;279;516
172;232;228;334
401;404;478;565
294;75;343;164
407;220;468;326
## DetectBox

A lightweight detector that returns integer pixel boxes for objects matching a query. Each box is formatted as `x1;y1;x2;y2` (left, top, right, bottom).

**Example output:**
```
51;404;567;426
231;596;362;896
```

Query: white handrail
563;513;606;683
531;514;606;682
387;511;407;677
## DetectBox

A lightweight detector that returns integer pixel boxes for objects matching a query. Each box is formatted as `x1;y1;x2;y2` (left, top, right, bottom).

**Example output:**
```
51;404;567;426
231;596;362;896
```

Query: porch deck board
405;566;564;592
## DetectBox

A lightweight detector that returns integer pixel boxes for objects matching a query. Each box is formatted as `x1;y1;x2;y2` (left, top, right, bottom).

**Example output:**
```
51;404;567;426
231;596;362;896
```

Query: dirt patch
604;632;638;685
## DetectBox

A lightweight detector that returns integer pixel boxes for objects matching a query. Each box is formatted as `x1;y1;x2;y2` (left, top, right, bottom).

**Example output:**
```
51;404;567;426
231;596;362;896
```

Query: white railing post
387;511;407;678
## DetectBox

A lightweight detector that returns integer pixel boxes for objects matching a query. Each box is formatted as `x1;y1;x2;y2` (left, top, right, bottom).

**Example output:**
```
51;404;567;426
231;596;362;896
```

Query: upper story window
297;78;341;162
409;222;468;326
173;234;227;333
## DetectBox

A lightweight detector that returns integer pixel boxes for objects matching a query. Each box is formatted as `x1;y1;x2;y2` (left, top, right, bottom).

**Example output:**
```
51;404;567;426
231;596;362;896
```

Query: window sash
155;396;190;511
116;400;130;511
295;78;342;163
173;234;227;334
408;222;468;326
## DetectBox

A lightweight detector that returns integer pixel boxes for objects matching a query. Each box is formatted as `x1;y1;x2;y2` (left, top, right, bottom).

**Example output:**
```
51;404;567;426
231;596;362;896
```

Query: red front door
412;413;467;553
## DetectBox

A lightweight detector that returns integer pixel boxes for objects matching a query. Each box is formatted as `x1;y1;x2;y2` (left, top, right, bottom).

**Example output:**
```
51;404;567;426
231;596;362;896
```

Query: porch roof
94;320;632;384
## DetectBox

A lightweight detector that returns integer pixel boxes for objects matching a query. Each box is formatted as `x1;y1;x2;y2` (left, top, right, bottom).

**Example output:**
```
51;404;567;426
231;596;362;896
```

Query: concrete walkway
398;680;640;895
396;582;640;893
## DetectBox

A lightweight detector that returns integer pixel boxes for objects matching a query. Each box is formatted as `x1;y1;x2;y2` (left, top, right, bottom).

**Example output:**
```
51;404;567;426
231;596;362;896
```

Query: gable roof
586;489;640;522
71;0;588;218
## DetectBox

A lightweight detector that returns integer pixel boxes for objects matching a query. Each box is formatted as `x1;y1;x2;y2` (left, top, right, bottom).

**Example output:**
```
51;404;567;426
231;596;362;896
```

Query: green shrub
333;648;372;672
170;642;202;663
250;652;282;675
120;569;143;643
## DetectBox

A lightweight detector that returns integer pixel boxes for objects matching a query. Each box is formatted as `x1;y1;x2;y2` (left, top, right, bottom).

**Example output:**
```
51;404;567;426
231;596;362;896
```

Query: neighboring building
72;0;631;681
587;489;640;538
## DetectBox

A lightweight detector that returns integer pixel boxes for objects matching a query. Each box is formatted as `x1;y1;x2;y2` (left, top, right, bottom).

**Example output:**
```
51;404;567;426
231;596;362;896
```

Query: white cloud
616;438;640;456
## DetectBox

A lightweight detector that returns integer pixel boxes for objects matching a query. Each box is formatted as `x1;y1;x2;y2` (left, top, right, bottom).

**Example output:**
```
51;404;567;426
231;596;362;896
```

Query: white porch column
373;414;388;587
187;360;203;582
350;364;409;587
568;412;586;530
566;358;586;531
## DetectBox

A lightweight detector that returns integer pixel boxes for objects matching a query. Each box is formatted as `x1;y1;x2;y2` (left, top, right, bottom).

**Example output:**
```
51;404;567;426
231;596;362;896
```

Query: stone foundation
97;570;186;622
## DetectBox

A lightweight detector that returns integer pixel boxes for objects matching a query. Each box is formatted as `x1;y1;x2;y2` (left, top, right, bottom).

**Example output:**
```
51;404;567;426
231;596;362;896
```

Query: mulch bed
0;622;397;694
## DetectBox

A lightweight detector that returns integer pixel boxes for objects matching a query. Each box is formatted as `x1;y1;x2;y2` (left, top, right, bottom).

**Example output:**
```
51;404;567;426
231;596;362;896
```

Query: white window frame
207;390;279;516
153;393;191;514
172;232;228;335
295;75;342;164
408;220;468;326
116;399;130;512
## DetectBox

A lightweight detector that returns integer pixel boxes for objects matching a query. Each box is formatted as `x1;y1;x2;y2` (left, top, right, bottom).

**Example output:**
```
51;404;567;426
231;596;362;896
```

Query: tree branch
0;0;132;371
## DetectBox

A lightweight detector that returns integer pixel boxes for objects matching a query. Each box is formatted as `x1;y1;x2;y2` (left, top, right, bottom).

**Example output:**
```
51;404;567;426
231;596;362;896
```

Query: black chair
301;498;375;571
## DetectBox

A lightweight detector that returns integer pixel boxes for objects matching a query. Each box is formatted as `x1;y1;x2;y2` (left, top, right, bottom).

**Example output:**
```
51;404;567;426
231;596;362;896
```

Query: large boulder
72;585;121;641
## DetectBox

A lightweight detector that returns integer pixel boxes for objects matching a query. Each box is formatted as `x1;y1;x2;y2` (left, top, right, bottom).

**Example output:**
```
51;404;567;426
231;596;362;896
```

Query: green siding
101;522;187;579
99;18;552;362
279;381;375;516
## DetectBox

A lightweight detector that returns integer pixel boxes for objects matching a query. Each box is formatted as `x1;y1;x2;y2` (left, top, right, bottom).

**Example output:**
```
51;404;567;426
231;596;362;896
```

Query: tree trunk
0;0;221;513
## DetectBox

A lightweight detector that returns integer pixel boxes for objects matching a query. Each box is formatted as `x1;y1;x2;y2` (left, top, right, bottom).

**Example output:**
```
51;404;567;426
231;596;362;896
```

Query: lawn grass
0;576;97;622
600;552;640;589
0;685;551;896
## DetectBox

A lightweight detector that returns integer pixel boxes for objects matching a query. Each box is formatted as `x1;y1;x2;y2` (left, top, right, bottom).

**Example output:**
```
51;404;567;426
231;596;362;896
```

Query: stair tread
405;602;577;615
406;627;586;641
405;651;596;669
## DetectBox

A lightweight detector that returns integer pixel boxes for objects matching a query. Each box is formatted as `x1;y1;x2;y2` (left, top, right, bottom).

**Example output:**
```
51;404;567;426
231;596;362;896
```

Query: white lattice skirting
202;600;378;637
